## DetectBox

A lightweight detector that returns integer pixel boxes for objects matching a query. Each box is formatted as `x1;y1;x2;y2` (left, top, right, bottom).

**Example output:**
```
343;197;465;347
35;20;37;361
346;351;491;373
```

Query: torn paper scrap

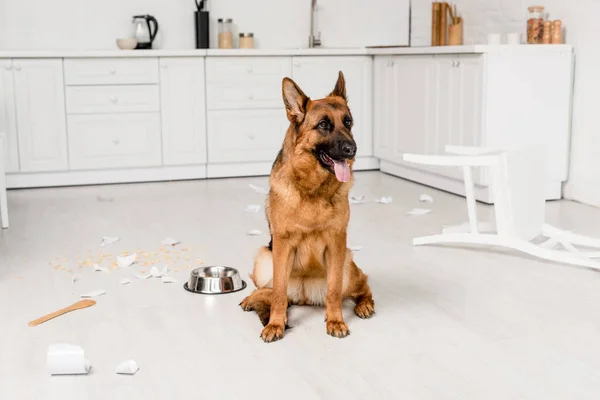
115;360;139;375
249;184;269;195
419;194;434;203
80;290;106;298
100;236;120;247
93;264;108;272
376;196;393;204
162;237;180;246
247;229;263;236
161;276;177;284
349;245;363;252
72;275;81;284
406;208;431;216
47;343;91;376
117;253;136;268
160;265;169;276
245;204;261;213
349;195;366;204
150;267;161;278
119;278;132;285
135;273;151;280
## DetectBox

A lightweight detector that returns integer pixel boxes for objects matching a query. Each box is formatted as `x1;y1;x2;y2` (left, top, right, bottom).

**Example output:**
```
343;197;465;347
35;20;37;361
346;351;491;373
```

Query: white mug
506;33;521;45
487;33;502;45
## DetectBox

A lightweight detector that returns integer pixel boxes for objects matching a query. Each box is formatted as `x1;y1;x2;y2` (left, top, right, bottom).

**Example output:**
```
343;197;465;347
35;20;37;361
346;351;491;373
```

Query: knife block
448;20;463;46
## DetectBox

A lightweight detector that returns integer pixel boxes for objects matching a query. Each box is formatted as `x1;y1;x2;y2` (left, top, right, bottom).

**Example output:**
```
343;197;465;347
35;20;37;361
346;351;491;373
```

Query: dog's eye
344;118;353;128
318;120;329;130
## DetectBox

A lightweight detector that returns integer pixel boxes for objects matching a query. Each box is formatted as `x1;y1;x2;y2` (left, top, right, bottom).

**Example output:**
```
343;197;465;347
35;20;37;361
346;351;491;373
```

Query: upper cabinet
160;57;208;166
291;56;373;157
0;60;19;172
13;59;68;172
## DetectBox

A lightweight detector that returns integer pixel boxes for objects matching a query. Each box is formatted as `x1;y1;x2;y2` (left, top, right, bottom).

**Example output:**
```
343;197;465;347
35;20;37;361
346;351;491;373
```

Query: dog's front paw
354;297;375;319
239;296;253;311
261;323;285;343
326;320;350;338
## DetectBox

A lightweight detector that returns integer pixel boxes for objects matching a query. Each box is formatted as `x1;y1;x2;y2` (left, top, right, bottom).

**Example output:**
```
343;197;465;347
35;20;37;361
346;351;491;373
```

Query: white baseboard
564;181;600;208
6;165;207;189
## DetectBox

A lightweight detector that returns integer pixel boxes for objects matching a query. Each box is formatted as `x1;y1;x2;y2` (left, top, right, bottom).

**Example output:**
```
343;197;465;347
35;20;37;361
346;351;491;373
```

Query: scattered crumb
185;265;191;269
173;269;179;272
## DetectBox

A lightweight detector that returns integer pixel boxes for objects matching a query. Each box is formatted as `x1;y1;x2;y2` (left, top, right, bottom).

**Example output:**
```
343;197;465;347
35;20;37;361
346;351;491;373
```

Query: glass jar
527;6;545;44
239;33;254;49
218;18;233;49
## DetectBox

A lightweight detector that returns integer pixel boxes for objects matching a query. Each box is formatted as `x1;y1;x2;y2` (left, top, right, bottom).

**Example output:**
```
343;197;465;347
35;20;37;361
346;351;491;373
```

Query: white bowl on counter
116;38;137;50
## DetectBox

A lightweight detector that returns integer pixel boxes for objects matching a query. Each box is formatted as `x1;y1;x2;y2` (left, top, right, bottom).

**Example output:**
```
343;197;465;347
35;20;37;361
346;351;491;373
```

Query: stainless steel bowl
183;266;247;295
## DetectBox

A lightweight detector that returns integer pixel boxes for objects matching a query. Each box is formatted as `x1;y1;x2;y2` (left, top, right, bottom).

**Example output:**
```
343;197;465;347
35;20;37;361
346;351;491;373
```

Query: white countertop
0;45;573;58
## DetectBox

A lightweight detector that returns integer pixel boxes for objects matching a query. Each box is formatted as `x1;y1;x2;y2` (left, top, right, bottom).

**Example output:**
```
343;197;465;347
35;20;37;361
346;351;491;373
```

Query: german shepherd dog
240;71;375;342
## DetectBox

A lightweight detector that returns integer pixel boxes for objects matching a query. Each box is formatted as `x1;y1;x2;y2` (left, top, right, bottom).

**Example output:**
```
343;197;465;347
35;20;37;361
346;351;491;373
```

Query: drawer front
208;109;288;163
207;82;284;110
206;57;291;84
68;113;161;170
64;58;159;85
66;85;159;114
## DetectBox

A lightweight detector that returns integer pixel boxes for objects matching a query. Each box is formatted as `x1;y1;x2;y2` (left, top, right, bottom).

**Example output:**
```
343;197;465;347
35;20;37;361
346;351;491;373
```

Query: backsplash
0;0;409;50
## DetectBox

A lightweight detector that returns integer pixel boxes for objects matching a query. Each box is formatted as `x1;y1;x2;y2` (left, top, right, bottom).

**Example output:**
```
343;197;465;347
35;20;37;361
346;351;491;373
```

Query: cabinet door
160;57;207;166
14;59;68;172
0;60;19;172
373;56;396;161
392;55;436;163
291;56;373;157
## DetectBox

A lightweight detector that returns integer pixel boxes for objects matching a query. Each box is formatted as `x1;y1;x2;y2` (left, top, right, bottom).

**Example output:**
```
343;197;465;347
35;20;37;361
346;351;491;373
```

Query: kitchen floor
1;171;600;399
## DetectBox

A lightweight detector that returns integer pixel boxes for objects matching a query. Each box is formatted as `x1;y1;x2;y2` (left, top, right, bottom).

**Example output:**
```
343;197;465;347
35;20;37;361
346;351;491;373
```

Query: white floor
1;171;600;399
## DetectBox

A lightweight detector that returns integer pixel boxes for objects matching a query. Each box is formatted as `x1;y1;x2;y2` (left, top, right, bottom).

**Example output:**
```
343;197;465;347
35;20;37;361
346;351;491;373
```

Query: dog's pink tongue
333;160;351;182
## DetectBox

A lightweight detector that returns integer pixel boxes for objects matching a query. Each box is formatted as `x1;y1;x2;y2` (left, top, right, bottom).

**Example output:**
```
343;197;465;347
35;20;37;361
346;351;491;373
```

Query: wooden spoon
28;299;96;327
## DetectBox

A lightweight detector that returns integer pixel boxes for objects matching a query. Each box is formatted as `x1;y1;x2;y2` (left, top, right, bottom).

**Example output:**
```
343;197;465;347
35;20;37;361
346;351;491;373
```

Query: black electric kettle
132;15;159;49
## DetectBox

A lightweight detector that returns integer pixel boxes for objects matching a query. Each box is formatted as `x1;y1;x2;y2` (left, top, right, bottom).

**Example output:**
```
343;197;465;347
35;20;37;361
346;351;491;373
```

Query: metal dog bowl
183;266;247;295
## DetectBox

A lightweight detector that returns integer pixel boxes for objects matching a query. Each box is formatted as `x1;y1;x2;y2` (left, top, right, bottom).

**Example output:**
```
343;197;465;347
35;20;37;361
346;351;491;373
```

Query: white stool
0;133;9;228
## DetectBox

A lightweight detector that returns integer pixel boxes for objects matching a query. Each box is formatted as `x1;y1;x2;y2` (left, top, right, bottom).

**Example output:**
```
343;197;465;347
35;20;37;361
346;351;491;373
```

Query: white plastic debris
117;253;136;268
120;278;132;285
115;360;139;375
100;236;120;247
80;290;106;298
162;237;180;246
161;276;177;284
349;245;363;252
245;204;261;213
47;343;91;376
376;196;393;204
93;264;108;272
72;275;81;284
349;195;366;204
135;273;151;280
419;194;434;203
247;229;263;236
406;208;431;216
150;267;161;278
249;184;269;195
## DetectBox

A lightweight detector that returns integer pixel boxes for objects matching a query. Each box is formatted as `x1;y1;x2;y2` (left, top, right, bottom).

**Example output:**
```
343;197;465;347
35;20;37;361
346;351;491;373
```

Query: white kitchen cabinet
373;57;396;161
160;58;207;166
291;56;373;157
0;60;19;172
13;59;68;172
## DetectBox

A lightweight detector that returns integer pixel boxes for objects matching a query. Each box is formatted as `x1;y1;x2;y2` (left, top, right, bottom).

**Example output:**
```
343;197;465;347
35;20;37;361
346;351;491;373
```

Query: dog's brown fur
240;71;375;342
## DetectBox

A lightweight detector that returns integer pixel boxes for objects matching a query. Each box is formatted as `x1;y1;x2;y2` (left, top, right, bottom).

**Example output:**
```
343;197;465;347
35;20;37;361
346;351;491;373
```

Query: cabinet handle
456;61;461;67
247;133;255;140
293;63;300;68
110;96;118;104
160;63;168;69
109;68;117;75
248;94;254;100
112;138;120;145
14;65;21;71
246;67;254;73
4;64;12;71
387;60;394;67
452;60;456;67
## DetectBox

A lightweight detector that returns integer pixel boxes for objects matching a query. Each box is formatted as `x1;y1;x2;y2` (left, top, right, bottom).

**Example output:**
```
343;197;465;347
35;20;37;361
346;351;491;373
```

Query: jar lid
218;18;233;23
527;6;544;12
239;33;254;37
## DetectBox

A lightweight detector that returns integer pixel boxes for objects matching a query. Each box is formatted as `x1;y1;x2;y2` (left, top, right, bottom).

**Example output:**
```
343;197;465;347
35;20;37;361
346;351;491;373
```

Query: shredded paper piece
161;276;177;284
80;290;106;298
245;204;261;213
117;253;136;268
249;184;269;195
247;229;263;236
100;236;120;247
162;237;180;246
72;275;81;284
419;194;434;203
119;278;132;285
406;208;431;216
150;267;161;278
349;245;363;252
93;264;108;273
349;195;366;204
115;360;139;375
376;196;393;204
135;273;151;280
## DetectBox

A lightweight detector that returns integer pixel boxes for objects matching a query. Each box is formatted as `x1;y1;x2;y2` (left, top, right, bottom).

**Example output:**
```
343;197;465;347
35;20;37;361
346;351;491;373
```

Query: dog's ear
329;71;346;101
282;77;309;124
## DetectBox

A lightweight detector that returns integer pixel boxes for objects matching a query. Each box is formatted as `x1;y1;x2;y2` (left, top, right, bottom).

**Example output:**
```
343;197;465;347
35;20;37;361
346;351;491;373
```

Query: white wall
0;0;409;50
411;0;600;207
